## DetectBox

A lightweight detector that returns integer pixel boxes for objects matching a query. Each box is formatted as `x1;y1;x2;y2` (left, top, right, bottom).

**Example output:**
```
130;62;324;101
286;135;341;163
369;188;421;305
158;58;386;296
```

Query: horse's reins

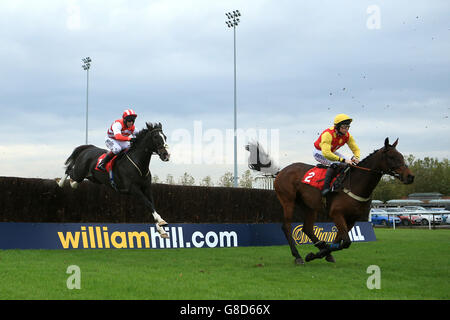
125;128;167;177
126;153;149;177
347;163;401;178
348;163;378;173
342;163;402;202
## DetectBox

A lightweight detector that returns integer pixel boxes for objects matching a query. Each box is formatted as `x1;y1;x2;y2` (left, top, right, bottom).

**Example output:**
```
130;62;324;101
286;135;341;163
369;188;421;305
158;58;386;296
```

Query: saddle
94;153;118;173
301;164;348;191
94;152;123;191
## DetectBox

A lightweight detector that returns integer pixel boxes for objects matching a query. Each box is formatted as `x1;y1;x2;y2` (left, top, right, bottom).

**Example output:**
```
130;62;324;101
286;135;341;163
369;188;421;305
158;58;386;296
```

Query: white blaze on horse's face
158;131;170;161
159;132;166;145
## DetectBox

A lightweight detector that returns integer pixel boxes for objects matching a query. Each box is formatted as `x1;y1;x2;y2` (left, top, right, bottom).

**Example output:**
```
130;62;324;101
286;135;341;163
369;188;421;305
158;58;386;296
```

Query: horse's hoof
305;252;315;262
158;220;168;227
56;178;66;188
70;180;78;189
55;178;62;187
294;257;305;265
325;255;336;263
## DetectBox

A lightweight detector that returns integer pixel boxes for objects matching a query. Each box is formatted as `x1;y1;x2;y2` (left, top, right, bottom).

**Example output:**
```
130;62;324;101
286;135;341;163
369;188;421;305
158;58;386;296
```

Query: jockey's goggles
125;116;136;122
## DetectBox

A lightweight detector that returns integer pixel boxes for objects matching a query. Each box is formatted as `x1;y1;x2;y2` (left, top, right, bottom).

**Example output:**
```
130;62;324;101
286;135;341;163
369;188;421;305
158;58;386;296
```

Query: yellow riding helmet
334;114;353;125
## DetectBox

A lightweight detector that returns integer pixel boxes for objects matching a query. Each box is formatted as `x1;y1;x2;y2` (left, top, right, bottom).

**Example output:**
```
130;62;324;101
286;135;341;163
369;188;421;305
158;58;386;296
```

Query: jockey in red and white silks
97;109;139;171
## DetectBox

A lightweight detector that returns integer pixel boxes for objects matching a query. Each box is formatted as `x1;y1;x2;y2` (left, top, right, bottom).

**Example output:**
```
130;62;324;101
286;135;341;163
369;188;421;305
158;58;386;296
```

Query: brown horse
247;138;414;265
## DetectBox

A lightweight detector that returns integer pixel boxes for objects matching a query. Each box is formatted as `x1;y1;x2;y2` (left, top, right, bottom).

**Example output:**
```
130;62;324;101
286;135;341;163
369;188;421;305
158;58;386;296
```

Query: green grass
0;228;448;300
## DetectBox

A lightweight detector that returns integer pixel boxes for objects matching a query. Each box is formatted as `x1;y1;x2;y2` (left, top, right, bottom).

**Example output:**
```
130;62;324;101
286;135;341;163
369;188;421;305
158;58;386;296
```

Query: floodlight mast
81;57;91;144
225;10;241;187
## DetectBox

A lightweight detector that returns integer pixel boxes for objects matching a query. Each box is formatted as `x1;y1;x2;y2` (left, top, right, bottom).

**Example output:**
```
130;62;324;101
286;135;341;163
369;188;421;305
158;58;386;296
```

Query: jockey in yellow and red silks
313;113;361;196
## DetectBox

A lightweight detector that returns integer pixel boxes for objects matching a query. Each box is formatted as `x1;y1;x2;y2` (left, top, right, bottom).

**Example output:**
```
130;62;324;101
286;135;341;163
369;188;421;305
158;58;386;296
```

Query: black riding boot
321;164;338;196
98;152;114;171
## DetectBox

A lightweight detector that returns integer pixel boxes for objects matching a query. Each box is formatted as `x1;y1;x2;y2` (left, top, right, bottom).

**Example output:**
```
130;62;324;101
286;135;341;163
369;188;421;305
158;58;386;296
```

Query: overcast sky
0;0;449;184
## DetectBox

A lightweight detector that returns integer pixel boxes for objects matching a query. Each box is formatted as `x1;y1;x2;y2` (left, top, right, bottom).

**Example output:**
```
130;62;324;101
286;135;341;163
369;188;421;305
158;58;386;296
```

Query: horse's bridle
149;128;169;156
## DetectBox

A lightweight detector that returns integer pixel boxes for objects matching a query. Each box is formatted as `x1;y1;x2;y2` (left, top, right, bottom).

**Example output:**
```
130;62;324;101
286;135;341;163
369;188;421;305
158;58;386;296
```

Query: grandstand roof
386;199;424;206
408;192;443;200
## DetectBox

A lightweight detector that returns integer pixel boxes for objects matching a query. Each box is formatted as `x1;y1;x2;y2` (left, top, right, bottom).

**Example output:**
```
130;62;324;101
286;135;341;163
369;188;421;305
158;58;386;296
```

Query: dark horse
57;122;171;238
247;138;414;264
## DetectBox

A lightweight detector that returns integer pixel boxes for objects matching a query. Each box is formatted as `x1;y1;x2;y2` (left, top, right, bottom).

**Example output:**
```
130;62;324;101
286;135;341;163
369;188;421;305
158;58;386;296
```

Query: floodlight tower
225;10;241;187
81;57;92;145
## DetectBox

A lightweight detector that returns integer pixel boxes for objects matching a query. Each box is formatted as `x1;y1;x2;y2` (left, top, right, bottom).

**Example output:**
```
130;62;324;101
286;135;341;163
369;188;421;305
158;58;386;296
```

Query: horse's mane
358;148;381;166
129;122;162;151
353;138;402;170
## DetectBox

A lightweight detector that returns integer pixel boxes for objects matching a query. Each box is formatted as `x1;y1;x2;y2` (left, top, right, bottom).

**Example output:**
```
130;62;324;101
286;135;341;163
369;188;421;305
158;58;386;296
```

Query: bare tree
218;171;234;187
200;176;214;187
239;169;254;188
165;174;175;185
179;172;195;186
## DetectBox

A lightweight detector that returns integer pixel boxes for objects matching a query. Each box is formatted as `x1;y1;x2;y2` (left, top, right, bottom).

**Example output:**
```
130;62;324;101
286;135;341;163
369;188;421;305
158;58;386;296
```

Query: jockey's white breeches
105;137;131;154
312;148;347;166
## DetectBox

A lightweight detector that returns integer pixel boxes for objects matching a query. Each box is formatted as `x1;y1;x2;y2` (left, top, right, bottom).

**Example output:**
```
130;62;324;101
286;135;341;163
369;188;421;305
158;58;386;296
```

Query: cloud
0;0;449;182
66;0;81;31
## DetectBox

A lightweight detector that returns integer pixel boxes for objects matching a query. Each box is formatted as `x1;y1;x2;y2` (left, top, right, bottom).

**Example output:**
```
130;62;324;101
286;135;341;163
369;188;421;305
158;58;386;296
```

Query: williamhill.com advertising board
0;222;375;249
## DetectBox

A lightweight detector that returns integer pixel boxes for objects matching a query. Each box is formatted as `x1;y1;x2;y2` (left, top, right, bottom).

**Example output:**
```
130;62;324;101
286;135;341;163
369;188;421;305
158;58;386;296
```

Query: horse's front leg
326;214;352;253
305;241;336;263
306;213;351;262
301;208;335;263
143;183;168;227
130;184;169;238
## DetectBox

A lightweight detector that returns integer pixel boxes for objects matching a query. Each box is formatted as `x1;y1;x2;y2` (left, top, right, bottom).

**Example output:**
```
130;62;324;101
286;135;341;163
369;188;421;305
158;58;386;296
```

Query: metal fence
254;175;275;190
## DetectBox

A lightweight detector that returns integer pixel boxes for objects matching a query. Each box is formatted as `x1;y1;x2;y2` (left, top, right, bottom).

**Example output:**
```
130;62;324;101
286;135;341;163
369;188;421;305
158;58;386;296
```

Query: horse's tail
64;145;93;174
245;141;280;177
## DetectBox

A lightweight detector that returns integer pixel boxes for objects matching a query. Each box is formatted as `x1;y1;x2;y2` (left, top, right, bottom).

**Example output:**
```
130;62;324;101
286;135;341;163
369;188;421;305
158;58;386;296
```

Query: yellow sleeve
347;134;360;159
319;132;342;162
